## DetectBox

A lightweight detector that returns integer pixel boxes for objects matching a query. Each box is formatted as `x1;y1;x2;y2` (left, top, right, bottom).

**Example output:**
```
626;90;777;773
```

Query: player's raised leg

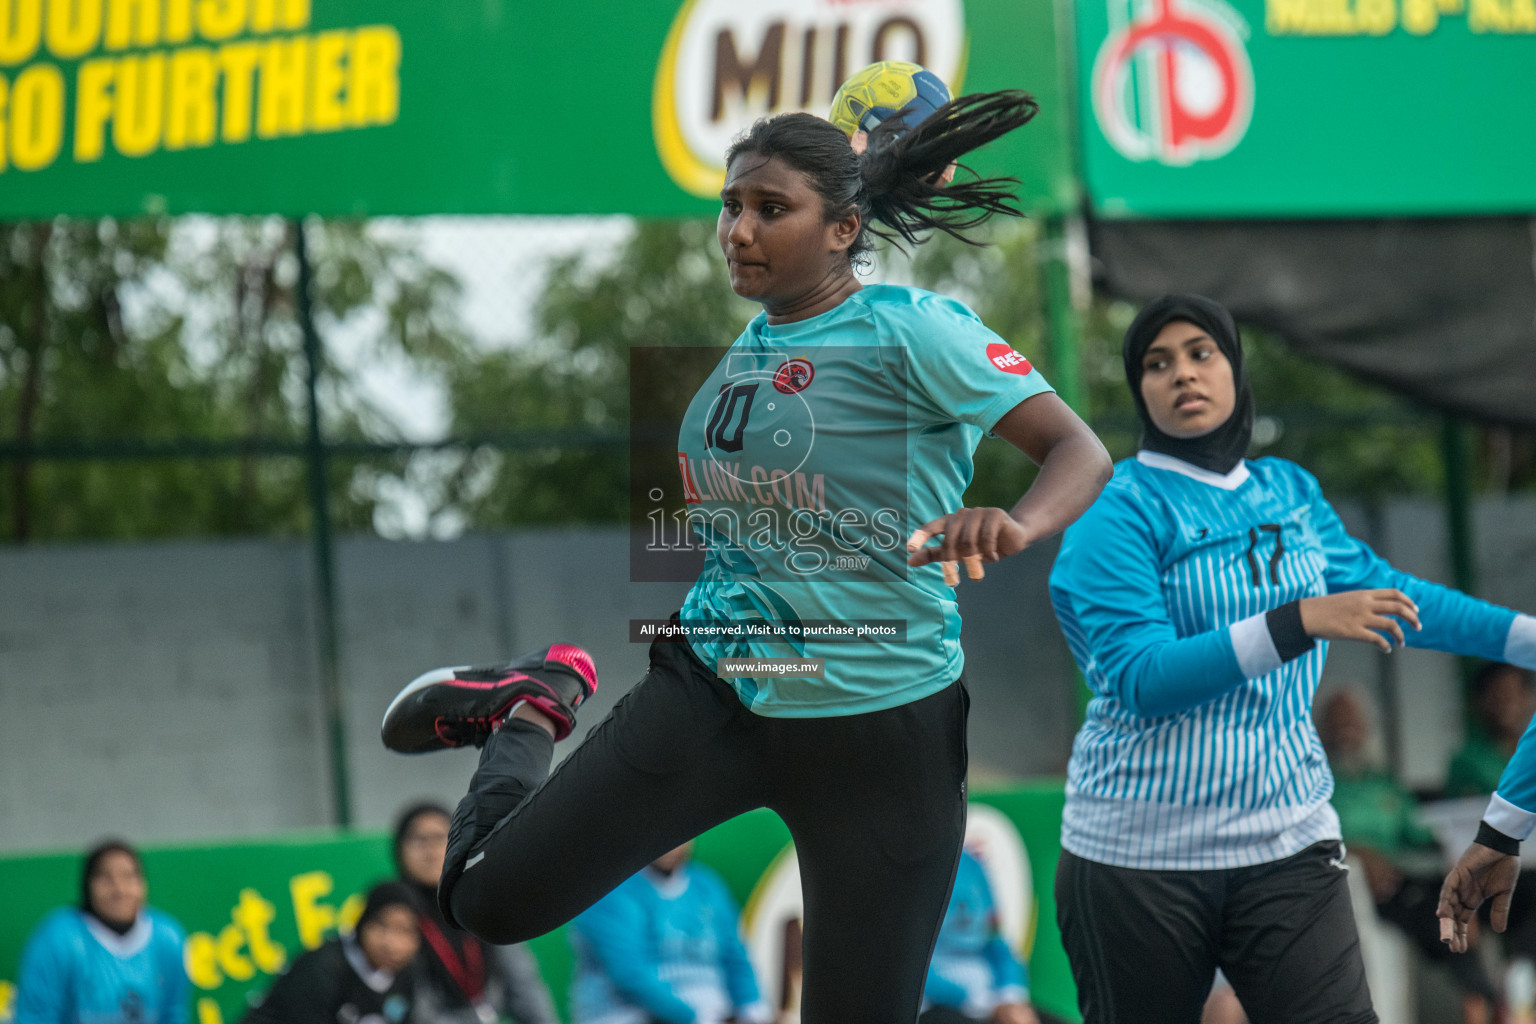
382;636;759;944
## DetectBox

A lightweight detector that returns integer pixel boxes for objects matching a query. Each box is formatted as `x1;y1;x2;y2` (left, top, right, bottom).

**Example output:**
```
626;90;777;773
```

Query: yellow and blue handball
828;61;952;139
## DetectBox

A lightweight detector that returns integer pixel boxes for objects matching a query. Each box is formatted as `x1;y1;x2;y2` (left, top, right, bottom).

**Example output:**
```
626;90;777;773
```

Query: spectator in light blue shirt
922;849;1037;1024
15;840;188;1024
570;843;771;1024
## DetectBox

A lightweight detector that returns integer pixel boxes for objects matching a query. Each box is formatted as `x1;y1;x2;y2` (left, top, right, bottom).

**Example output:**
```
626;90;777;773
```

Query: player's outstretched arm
906;393;1111;580
1304;468;1536;663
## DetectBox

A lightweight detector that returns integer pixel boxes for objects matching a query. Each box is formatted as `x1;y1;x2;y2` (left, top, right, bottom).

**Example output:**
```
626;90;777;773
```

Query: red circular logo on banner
986;344;1034;375
1091;0;1254;166
773;358;815;393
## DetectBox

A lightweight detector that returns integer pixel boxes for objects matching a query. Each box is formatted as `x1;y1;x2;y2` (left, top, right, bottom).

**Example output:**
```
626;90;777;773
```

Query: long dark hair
725;89;1038;264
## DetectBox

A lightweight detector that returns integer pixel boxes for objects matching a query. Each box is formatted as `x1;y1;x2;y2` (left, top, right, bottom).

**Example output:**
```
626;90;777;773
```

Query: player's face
1320;693;1369;756
1480;668;1536;738
87;850;147;929
1138;320;1236;439
357;905;420;975
399;811;450;887
718;154;857;310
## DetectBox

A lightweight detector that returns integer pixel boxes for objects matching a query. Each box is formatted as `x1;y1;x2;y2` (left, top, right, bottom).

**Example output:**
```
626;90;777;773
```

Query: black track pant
444;635;971;1024
1056;842;1377;1024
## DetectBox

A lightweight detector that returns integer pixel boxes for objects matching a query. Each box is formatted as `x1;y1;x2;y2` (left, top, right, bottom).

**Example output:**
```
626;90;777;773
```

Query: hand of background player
1298;588;1421;652
991;1002;1040;1024
1438;841;1520;953
907;507;1029;586
1352;846;1405;904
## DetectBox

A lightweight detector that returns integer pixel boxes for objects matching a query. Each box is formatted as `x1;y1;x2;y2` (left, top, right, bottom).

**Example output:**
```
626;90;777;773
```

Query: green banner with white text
0;0;1073;218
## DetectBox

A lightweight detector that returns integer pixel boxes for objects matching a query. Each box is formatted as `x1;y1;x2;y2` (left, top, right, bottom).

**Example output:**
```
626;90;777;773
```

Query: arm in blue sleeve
922;960;970;1009
15;916;71;1024
1299;474;1536;839
1493;719;1536;838
983;934;1026;996
973;868;1026;1002
573;894;697;1024
1053;485;1250;718
704;880;762;1011
1307;480;1517;659
157;919;190;1024
1485;620;1536;835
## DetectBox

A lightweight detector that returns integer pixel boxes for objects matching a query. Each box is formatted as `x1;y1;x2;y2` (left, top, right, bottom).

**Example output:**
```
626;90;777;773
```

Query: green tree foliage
4;212;1527;542
441;214;1526;530
436;219;755;529
0;217;465;543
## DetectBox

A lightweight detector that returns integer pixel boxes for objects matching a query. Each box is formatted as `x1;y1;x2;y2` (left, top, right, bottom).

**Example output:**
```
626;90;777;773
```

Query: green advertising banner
0;785;1080;1024
1077;0;1536;217
0;0;1073;219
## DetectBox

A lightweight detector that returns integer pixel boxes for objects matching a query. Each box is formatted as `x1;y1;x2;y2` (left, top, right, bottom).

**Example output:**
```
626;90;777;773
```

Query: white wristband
1230;612;1282;679
1506;614;1536;670
1485;792;1536;842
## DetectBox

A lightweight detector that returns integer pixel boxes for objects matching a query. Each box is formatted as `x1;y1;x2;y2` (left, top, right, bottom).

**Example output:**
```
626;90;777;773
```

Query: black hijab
354;881;423;932
80;839;143;936
1122;294;1254;475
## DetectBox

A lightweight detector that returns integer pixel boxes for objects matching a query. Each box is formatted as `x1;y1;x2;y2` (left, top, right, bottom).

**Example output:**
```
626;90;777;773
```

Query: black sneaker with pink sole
380;643;598;752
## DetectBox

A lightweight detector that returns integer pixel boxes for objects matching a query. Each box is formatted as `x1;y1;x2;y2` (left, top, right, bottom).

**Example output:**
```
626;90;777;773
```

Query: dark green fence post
294;216;352;829
1042;214;1085;416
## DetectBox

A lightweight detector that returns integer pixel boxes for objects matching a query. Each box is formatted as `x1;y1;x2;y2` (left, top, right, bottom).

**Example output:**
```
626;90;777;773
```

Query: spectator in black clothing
393;802;559;1024
242;881;421;1024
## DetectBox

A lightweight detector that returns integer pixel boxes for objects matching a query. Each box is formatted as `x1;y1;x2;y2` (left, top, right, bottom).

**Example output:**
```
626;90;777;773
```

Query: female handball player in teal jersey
1048;294;1536;1024
380;93;1112;1024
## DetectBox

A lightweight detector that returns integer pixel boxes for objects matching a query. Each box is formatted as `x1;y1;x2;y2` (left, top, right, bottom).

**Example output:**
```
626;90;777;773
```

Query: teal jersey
676;284;1053;717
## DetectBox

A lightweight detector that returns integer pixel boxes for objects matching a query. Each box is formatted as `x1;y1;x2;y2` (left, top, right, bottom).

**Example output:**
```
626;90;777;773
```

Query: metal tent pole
294;216;353;829
1441;417;1477;599
1041;213;1086;416
1041;212;1093;722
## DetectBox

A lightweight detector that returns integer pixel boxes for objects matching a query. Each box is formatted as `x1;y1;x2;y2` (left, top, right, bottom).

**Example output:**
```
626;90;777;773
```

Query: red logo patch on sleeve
986;343;1034;375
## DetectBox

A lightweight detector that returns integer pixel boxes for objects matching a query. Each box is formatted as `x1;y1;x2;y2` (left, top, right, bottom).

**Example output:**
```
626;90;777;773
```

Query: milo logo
653;0;965;197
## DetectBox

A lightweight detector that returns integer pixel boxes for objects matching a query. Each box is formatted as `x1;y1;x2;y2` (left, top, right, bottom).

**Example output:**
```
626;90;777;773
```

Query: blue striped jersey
1049;451;1529;870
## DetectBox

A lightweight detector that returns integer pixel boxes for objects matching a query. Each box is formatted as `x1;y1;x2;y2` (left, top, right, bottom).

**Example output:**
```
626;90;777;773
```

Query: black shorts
1055;841;1377;1024
447;634;972;1024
